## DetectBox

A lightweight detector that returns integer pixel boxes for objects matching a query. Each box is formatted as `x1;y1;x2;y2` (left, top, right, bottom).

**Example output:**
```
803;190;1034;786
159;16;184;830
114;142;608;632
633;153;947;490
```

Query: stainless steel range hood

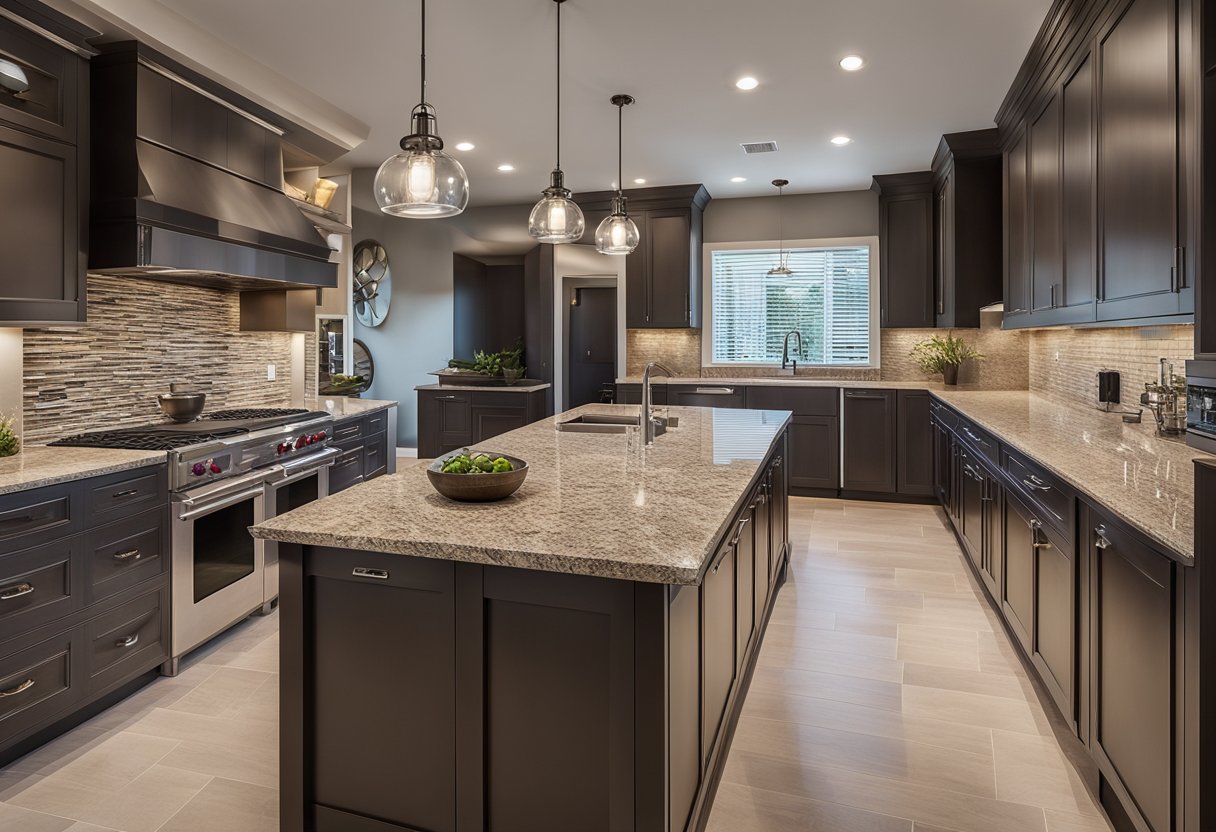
88;44;338;290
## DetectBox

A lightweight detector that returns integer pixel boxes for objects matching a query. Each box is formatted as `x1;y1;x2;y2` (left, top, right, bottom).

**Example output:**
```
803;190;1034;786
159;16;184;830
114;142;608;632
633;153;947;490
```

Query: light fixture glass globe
374;148;469;218
595;212;640;255
528;191;586;244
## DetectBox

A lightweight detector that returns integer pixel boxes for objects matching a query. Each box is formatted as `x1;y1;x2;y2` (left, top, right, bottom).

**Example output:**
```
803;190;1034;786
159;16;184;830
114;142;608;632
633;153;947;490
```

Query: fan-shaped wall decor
353;239;392;327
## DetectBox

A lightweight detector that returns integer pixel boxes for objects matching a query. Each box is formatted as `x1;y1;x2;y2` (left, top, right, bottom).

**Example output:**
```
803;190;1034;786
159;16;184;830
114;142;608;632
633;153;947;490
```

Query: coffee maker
1141;358;1188;436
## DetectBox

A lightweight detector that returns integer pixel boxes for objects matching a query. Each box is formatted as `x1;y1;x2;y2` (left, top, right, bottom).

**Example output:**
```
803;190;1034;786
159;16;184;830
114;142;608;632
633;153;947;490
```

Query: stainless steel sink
556;413;678;434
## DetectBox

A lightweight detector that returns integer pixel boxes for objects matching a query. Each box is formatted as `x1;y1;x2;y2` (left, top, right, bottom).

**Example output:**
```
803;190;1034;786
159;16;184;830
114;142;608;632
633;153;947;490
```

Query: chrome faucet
780;330;803;376
641;361;674;445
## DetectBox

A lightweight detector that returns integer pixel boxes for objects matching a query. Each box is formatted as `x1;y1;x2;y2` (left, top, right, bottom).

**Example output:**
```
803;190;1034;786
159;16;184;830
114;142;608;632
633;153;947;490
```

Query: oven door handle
277;448;341;482
176;487;265;522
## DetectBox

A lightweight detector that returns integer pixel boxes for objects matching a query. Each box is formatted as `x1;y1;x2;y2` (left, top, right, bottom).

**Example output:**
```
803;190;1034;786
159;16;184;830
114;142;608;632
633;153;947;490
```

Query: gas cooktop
50;409;330;451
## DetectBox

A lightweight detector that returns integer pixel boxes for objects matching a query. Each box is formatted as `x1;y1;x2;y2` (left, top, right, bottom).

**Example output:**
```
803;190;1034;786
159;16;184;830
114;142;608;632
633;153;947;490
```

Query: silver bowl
426;452;529;502
157;391;206;423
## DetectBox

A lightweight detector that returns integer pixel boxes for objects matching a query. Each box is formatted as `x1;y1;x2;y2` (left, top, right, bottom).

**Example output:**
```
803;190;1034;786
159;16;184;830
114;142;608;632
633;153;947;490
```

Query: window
704;239;878;367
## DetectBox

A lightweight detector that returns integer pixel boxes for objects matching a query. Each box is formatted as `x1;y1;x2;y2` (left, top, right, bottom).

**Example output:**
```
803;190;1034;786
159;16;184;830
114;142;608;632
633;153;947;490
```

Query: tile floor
0;497;1110;832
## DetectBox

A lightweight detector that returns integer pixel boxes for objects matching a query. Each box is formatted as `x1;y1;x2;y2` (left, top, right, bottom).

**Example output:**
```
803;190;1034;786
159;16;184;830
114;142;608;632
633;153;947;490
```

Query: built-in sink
556;413;678;434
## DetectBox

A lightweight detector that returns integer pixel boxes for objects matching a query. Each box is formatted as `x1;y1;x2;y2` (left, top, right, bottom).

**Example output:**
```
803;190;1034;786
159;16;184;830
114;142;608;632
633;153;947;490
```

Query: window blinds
710;245;872;365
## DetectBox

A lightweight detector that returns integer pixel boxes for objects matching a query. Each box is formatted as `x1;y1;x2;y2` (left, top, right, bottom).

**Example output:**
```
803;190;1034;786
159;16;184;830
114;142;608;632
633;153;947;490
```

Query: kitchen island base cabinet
279;443;790;832
418;388;549;459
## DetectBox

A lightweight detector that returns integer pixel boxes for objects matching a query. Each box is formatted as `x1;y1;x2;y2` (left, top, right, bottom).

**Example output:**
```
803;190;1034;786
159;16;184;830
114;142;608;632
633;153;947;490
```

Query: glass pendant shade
375;145;469;218
595;198;640;255
529;170;585;243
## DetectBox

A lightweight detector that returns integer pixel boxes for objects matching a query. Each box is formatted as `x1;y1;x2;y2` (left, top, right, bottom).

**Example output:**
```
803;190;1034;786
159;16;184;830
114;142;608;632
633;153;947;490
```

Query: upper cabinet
997;0;1196;330
872;172;934;329
576;185;710;329
931;130;1004;328
0;4;95;325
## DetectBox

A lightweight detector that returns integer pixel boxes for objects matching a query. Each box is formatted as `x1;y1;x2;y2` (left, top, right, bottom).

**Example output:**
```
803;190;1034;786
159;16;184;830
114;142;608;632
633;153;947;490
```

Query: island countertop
251;404;791;585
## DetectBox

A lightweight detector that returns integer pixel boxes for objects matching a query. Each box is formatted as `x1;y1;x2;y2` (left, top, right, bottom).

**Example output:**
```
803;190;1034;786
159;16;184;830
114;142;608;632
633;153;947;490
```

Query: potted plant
0;413;18;458
911;335;984;386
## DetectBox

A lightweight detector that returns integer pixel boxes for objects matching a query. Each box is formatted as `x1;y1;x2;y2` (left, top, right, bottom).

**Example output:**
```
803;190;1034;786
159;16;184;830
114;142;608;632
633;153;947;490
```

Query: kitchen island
252;404;791;832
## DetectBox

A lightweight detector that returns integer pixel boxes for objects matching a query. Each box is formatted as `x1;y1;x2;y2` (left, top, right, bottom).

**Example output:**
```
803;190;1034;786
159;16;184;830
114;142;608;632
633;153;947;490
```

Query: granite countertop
616;376;948;390
304;397;398;420
415;383;552;393
932;390;1211;563
0;446;167;496
252;404;791;585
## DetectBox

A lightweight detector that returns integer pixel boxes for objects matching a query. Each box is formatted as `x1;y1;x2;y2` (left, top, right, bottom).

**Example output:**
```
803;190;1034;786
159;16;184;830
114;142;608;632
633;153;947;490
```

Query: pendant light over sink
528;0;585;243
767;179;794;276
373;0;469;218
595;95;641;255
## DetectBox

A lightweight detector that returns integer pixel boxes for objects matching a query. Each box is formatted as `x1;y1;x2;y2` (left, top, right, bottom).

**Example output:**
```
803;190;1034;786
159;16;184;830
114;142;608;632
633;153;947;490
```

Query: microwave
1186;359;1216;454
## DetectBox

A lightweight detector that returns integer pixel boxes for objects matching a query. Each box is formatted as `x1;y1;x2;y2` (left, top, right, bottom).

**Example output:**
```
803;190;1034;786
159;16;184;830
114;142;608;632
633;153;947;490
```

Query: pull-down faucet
641;361;674;445
780;330;803;375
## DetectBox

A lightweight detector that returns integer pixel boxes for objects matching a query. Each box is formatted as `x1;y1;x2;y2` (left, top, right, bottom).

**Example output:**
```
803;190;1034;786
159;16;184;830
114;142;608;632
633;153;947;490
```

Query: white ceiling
162;0;1050;206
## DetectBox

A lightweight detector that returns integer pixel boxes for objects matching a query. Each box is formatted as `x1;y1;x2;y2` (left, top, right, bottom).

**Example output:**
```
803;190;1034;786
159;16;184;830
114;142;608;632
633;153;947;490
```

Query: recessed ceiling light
454;142;475;152
730;176;747;183
497;163;515;172
633;178;647;185
839;55;865;71
735;76;759;91
830;135;853;146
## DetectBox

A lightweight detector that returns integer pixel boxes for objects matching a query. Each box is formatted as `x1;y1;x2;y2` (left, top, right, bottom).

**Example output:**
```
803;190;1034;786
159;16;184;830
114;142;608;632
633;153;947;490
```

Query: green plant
910;335;985;376
0;414;18;458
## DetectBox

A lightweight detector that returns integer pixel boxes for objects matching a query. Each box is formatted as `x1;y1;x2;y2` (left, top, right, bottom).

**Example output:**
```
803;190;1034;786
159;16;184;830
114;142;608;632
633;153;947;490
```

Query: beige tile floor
0;497;1110;832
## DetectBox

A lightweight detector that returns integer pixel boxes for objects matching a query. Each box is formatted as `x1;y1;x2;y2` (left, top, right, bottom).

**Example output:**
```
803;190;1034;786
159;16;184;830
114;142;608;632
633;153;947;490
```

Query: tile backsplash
1027;324;1194;409
21;275;301;444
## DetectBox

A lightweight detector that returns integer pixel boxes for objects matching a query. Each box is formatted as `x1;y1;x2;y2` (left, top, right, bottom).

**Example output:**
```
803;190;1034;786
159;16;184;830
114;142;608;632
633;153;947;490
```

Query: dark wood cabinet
733;501;754;672
523;245;555;413
897;391;934;497
787;417;839;494
417;389;547;459
669;385;746;409
701;538;735;768
872;172;934;328
931;131;1004;328
327;412;393;495
1005;127;1032;323
1059;52;1098;323
576;185;710;329
0;11;90;325
958;447;988;571
842;389;897;494
1030;94;1063;314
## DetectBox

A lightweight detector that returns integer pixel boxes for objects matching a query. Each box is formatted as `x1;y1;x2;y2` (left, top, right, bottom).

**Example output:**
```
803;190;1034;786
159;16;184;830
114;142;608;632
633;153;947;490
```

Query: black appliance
1186;359;1216;454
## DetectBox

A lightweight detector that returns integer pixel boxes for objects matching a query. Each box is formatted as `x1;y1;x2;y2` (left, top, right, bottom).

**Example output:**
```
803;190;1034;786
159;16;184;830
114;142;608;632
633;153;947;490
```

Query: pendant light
595;94;640;255
528;0;585;243
767;179;794;276
374;0;469;218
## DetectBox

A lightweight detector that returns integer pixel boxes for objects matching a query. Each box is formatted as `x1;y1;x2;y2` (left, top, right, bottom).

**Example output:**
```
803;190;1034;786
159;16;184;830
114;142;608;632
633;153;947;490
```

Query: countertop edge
0;454;166;497
414;383;552;393
930;392;1198;566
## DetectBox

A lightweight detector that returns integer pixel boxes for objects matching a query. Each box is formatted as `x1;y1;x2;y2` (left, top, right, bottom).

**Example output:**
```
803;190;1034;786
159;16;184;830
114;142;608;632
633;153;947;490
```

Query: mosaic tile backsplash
21;275;301;444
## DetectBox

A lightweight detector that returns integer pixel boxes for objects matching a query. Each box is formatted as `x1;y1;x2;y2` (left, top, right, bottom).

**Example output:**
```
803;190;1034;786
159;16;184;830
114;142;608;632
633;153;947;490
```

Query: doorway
564;280;617;409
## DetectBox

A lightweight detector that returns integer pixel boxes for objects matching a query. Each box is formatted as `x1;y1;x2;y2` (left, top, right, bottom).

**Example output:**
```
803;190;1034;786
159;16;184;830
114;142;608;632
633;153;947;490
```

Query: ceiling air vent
741;141;779;154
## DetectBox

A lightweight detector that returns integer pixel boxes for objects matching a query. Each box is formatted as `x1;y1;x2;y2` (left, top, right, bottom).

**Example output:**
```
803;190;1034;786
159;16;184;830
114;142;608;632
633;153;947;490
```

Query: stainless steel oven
169;470;269;673
261;447;339;612
1186;359;1216;454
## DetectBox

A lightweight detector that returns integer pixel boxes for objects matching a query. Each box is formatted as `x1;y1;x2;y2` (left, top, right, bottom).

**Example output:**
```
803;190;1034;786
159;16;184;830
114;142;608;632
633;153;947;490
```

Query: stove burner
50;427;247;451
203;408;311;421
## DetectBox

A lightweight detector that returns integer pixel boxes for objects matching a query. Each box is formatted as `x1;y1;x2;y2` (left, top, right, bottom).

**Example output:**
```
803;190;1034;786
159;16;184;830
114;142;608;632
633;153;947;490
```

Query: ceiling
163;0;1050;206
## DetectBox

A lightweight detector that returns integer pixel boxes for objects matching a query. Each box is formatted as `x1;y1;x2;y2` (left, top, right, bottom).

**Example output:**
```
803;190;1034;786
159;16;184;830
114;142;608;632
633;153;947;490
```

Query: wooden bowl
426;452;529;502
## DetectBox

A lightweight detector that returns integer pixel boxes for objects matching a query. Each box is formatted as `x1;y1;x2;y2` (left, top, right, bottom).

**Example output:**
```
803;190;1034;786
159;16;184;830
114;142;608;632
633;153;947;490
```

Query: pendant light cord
420;0;428;108
617;102;623;197
555;0;561;169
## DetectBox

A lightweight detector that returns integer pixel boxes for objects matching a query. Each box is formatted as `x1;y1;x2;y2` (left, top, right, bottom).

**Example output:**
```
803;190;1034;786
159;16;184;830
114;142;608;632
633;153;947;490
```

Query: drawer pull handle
0;583;33;601
1095;525;1112;550
113;549;142;563
693;387;735;395
352;567;389;580
730;516;752;547
112;489;140;499
0;679;34;698
1022;477;1052;492
115;634;140;649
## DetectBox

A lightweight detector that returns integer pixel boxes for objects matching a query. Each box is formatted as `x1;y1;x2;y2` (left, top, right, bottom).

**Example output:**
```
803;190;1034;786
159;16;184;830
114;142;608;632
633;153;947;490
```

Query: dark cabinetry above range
577;185;710;329
0;2;94;325
999;0;1197;330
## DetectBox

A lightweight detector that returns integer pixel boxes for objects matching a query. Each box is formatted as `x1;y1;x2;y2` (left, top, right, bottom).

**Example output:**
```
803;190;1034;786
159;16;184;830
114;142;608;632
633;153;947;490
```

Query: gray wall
704;189;878;243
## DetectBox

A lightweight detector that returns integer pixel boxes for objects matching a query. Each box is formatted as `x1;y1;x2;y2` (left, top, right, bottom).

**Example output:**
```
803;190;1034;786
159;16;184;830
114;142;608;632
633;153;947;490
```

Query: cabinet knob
1095;525;1112;550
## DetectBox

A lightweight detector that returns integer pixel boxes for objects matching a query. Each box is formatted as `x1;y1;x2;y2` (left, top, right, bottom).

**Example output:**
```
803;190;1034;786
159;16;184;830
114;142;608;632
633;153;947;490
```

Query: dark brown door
1061;52;1096;318
567;287;617;408
769;453;788;582
897;391;933;497
1096;0;1181;321
733;504;754;670
980;476;1003;600
842;390;896;494
1005;127;1031;321
1033;518;1075;724
1030;93;1062;313
647;210;693;327
1002;494;1037;652
788;417;839;493
932;420;953;508
701;541;736;767
958;449;986;569
880;192;934;328
934;173;955;325
753;482;772;630
418;392;472;458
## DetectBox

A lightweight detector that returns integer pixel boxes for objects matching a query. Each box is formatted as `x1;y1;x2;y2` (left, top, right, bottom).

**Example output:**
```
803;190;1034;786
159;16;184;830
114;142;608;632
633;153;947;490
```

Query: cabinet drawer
0;537;82;642
1004;450;1074;536
746;386;838;417
364;410;388;437
0;487;75;553
329;448;364;494
332;418;364;444
0;630;80;745
85;469;164;526
930;400;958;431
954;416;998;465
671;386;747;409
363;435;387;480
86;586;167;694
87;508;167;603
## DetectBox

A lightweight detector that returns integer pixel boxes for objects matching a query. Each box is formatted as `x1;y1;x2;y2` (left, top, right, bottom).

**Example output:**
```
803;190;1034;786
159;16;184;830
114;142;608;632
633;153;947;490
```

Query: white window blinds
710;245;872;365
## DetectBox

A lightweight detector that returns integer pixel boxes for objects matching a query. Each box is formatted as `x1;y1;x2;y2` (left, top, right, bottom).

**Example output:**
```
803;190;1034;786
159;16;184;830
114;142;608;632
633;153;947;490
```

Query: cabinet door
624;212;650;329
1005;128;1032;322
1033;516;1075;724
897;391;933;497
769;453;789;582
880;192;935;328
980;476;1002;600
1002;493;1036;652
1030;93;1063;313
788;417;839;493
647;210;694;327
0;123;82;324
958;449;986;570
753;482;771;630
1097;0;1183;321
842;390;896;494
701;540;736;768
934;173;955;325
471;404;529;445
1090;516;1174;832
733;505;754;670
932;420;953;509
1061;53;1097;318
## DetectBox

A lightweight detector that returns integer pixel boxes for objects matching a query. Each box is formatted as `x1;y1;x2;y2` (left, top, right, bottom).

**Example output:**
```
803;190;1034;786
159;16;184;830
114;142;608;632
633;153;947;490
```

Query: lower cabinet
701;537;736;769
842;389;897;493
897;391;934;497
418;389;548;459
328;411;393;495
788;417;839;492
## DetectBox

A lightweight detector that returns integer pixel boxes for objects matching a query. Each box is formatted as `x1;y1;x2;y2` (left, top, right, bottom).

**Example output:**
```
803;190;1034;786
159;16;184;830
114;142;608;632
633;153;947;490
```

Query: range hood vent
88;44;337;290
